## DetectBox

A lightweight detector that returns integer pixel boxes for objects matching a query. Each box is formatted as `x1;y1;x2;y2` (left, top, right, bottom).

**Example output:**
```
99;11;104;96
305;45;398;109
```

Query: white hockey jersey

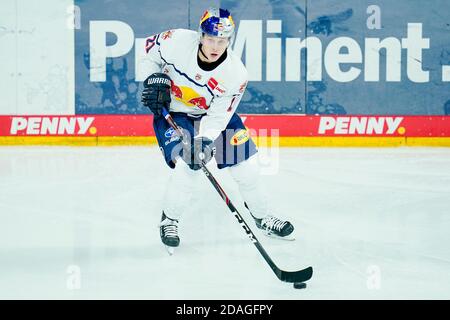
143;29;248;141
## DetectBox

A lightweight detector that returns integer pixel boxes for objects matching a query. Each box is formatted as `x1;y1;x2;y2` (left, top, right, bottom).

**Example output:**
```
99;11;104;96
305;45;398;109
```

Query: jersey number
145;35;157;53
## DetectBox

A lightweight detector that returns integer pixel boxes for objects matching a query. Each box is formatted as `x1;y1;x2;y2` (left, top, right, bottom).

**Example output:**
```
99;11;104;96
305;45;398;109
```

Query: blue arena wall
75;0;450;115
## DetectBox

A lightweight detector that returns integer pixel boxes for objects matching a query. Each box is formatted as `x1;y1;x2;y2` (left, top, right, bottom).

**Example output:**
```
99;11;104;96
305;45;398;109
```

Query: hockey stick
160;108;313;284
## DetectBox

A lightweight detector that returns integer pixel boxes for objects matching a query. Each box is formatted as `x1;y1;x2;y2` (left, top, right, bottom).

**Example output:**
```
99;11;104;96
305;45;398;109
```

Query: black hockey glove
141;73;172;118
183;137;216;171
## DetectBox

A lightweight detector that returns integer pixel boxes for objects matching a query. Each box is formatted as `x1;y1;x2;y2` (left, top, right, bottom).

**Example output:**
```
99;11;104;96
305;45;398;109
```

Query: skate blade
165;246;175;255
263;232;296;241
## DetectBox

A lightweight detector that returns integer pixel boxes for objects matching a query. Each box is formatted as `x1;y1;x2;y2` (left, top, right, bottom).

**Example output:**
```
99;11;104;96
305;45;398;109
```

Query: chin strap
198;44;210;61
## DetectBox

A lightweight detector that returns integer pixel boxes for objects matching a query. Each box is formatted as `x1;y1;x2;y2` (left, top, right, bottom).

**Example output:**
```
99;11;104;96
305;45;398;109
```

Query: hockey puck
293;282;307;289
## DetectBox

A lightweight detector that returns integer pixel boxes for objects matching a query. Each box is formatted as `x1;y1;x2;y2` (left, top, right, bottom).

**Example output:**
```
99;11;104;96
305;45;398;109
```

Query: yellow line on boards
1;136;450;147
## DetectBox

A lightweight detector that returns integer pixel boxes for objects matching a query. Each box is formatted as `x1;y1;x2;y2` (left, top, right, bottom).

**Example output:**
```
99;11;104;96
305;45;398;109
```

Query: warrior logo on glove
146;76;171;87
182;136;216;171
141;73;172;118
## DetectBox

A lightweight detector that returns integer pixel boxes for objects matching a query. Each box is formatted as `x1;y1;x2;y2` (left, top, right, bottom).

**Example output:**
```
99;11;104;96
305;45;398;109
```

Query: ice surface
0;146;449;299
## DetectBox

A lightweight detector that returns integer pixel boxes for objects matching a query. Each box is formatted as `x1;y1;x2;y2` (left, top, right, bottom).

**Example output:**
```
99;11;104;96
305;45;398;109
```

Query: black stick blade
277;266;313;283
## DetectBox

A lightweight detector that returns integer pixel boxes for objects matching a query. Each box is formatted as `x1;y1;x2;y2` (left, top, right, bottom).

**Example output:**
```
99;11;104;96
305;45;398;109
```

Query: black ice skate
245;203;295;240
160;212;180;255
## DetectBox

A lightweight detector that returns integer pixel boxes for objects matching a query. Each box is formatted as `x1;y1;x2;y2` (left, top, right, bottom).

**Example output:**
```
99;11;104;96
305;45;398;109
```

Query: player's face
200;35;229;62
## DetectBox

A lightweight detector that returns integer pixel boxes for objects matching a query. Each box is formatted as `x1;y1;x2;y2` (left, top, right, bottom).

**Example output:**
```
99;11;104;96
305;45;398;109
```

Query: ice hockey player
141;7;294;253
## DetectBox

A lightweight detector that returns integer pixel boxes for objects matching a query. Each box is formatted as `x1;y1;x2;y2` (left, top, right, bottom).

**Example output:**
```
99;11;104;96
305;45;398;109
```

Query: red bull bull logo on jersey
170;81;209;110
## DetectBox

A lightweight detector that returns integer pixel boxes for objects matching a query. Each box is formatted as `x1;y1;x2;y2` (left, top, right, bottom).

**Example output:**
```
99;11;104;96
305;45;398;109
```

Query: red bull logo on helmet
216;23;224;32
170;81;209;110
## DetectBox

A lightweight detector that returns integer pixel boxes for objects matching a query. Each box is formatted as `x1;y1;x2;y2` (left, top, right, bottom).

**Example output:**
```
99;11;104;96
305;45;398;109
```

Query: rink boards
1;115;450;147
